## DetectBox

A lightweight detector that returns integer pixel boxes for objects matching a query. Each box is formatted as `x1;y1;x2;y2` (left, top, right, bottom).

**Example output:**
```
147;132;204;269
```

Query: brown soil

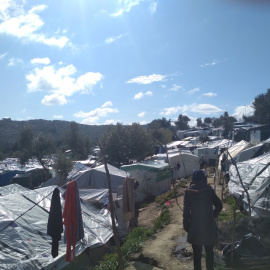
125;169;221;269
125;168;270;270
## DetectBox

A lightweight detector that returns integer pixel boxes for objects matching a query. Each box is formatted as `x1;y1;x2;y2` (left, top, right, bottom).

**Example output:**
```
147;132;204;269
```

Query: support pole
97;139;124;270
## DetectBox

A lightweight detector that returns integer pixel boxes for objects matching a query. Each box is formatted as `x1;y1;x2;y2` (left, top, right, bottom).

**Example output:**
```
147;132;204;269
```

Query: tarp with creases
228;151;270;217
42;162;128;193
121;160;172;202
0;184;113;270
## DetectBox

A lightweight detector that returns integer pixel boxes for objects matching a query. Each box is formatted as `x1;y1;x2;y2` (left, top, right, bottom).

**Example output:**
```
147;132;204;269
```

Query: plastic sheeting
228;151;270;217
0;184;113;270
42;163;129;193
121;160;172;202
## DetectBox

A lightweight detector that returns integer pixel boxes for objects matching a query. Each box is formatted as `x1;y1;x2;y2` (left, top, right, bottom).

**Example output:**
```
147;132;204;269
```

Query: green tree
148;117;171;130
53;152;74;186
127;123;154;162
196;117;203;127
252;89;270;124
175;114;190;130
19;127;56;178
101;123;154;166
63;121;91;159
212;117;222;128
220;112;237;138
151;128;172;145
204;117;212;126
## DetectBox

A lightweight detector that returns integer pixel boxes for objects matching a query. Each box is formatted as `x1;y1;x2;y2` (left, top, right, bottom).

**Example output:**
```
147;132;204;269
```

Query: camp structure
42;162;133;238
154;152;199;179
120;160;172;202
228;151;270;217
0;184;113;270
42;162;128;193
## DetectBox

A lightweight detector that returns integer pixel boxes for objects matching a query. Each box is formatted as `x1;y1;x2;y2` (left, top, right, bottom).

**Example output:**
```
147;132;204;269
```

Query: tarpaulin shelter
121;160;172;202
228;151;270;217
42;162;128;193
0;184;113;269
154;152;199;179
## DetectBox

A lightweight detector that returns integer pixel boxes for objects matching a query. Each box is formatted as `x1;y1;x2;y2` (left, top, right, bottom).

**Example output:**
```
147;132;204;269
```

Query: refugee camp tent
228;151;270;217
42;162;128;193
234;138;270;163
121;160;172;202
0;184;113;270
218;140;252;171
154;152;199;179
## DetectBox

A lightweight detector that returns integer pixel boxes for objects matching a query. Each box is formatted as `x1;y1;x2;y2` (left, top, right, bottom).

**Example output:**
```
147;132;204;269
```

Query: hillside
0;119;109;148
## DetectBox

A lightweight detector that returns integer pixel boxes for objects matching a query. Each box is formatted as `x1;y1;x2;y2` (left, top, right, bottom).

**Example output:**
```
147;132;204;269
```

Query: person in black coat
183;169;223;270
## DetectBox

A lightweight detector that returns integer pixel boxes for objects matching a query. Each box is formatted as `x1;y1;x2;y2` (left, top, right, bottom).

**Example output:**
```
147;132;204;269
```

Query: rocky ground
125;168;270;270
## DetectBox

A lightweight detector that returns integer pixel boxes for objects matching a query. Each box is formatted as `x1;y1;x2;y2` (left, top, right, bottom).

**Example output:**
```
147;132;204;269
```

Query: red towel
62;180;77;262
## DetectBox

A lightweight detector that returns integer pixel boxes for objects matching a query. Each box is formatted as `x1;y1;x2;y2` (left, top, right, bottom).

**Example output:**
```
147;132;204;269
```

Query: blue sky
0;0;269;126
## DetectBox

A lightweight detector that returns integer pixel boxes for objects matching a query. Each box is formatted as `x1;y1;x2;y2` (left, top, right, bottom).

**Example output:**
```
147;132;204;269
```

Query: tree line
0;88;269;179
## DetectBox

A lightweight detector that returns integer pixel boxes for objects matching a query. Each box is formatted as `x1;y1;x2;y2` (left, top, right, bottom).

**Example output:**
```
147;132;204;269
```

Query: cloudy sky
0;0;268;126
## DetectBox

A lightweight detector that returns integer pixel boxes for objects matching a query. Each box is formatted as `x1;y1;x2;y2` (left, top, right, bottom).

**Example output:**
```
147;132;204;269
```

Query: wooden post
97;140;124;270
231;207;236;263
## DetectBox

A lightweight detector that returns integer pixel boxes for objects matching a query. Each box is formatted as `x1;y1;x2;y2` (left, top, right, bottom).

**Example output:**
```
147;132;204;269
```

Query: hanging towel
62;180;77;262
47;187;63;258
62;180;84;262
122;177;135;223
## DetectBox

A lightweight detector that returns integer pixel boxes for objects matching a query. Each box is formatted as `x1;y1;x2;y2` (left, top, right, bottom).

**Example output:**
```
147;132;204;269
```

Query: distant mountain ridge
0;118;109;148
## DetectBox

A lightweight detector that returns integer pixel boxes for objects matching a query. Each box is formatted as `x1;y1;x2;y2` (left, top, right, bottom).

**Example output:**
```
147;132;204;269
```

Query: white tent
42;163;128;193
0;184;113;270
121;160;171;202
228;151;270;217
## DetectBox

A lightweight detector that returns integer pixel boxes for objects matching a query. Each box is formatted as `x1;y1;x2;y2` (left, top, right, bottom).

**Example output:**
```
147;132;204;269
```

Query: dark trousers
192;244;214;270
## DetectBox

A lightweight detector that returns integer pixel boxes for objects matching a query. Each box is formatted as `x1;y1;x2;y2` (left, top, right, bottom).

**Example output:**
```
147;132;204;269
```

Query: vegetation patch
90;204;171;270
218;195;246;222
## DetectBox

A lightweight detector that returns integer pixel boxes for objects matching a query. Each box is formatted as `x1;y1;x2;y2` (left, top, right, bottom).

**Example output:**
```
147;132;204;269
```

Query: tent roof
228;151;270;217
0;184;113;270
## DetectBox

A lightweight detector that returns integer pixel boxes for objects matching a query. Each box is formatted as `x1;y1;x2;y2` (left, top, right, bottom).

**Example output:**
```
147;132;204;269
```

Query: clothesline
0;157;103;234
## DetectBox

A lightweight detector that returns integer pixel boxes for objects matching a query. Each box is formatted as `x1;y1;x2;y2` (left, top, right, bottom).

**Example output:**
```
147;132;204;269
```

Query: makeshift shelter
0;184;113;269
154;152;199;179
121;160;172;202
42;162;132;238
218;140;252;171
228;151;270;217
42;162;128;193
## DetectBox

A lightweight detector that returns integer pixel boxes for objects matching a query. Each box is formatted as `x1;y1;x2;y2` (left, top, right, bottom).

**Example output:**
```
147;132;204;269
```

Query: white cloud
200;60;219;68
105;34;125;44
111;0;141;17
189;103;223;114
42;94;68;106
139;120;147;125
169;84;183;92
149;1;157;15
134;91;152;100
160;103;223;116
73;102;119;125
104;119;119;125
53;115;63;119
0;1;70;48
187;87;200;94
233;105;254;121
202;92;217;97
30;57;50;65
127;74;165;84
138;111;145;117
160;106;182;116
26;64;104;105
8;57;23;66
0;52;7;60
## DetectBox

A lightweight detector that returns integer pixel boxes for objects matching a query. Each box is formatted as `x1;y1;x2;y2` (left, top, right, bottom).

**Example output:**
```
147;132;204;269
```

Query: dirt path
126;169;224;270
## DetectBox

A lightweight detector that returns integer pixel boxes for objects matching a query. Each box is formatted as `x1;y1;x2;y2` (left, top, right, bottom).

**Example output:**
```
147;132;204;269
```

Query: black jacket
183;185;223;246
